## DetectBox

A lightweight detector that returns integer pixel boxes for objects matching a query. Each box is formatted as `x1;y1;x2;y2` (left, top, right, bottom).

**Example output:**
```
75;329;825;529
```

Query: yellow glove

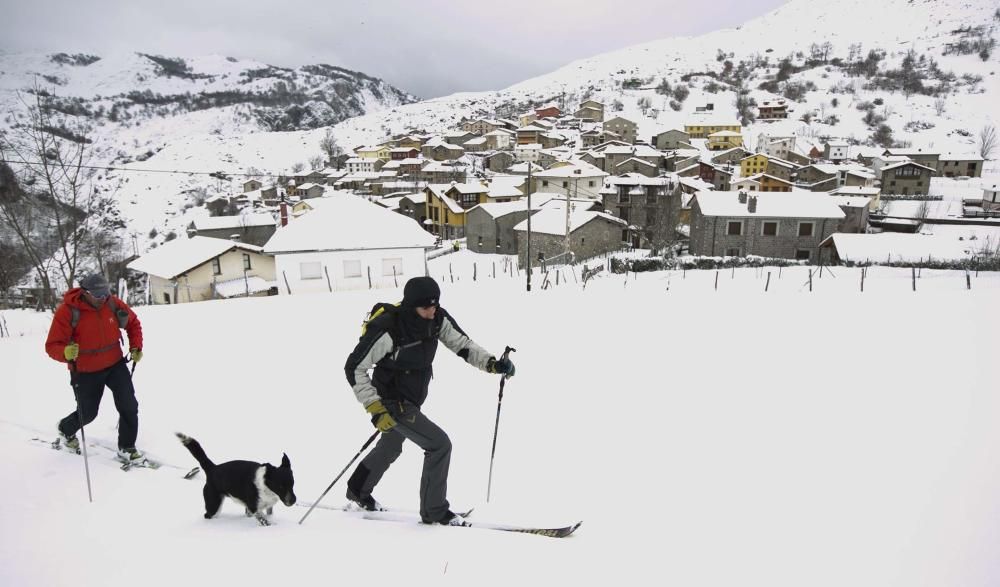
130;348;143;363
64;343;79;361
365;400;396;432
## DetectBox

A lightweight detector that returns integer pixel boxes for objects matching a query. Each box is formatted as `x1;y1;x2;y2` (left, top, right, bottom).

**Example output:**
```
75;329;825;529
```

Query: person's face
415;305;437;320
83;289;108;308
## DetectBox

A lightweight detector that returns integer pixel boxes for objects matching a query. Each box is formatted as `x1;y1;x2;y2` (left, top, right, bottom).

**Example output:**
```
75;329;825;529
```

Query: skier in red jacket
45;274;145;462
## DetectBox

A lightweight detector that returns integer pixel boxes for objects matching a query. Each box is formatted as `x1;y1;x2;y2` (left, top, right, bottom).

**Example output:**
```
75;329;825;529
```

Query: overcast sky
1;0;788;98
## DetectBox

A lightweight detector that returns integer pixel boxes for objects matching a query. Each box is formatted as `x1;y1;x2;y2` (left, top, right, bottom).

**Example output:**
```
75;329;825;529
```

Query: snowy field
2;259;1000;586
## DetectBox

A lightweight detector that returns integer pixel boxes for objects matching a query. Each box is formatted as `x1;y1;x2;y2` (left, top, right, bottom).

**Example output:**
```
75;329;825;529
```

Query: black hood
402;276;440;308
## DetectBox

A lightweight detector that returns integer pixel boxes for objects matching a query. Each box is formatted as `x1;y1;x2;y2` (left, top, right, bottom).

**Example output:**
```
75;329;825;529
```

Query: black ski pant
347;400;452;523
58;359;139;450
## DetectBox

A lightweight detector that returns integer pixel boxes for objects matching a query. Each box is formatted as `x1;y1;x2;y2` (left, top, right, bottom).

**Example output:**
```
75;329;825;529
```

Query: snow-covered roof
615;157;657;169
262;194;436;254
881;161;937;173
694;190;846;219
446;183;489;195
471;195;557;219
831;186;881;196
822;232;976;263
736;173;792;184
424;184;465;214
832;196;872;208
192;213;275;231
127;236;264;279
533;160;607;178
513;207;626;235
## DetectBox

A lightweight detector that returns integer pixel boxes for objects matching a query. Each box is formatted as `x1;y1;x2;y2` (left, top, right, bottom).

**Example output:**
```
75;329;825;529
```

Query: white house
127;236;276;304
530;160;608;199
262;193;436;294
514;143;542;163
345;157;378;174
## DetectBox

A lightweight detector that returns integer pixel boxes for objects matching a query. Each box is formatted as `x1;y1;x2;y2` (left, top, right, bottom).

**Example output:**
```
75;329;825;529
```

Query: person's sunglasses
85;290;109;300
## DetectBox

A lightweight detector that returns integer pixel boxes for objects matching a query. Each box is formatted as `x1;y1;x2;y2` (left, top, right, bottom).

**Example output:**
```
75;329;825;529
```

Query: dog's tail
176;432;215;471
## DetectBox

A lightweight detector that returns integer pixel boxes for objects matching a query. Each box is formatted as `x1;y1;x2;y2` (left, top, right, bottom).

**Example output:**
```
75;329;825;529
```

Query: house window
798;222;814;237
761;221;778;236
211;258;222;275
300;261;322;280
542;180;549;187
343;260;362;278
477;236;483;247
382;258;403;277
588;181;595;187
795;249;812;261
618;207;630;222
725;248;741;257
242;254;252;271
646;208;656;225
562;181;569;188
727;221;743;236
163;292;171;304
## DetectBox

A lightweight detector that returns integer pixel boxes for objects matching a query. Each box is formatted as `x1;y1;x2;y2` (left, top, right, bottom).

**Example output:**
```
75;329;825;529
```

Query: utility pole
526;163;532;292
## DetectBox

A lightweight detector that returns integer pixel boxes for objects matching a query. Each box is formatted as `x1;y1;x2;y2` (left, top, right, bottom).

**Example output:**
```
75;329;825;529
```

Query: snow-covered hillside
3;260;1000;586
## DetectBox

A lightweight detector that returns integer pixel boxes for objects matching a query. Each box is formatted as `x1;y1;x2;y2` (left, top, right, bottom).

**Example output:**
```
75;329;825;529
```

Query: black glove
489;356;516;378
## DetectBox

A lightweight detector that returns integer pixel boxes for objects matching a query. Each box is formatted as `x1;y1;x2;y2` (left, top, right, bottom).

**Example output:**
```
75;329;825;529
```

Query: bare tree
0;88;109;307
933;98;947;116
319;128;344;169
308;154;325;170
979;124;997;160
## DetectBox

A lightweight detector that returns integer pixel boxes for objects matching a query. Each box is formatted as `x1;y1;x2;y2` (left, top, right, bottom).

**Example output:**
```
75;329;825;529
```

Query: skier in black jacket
343;276;515;525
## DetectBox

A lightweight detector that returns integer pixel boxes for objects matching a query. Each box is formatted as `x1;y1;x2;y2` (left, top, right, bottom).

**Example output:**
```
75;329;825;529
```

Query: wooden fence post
765;271;771;292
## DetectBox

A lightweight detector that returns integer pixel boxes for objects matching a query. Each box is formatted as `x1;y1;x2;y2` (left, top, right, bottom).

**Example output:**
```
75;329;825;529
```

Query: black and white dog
176;432;296;526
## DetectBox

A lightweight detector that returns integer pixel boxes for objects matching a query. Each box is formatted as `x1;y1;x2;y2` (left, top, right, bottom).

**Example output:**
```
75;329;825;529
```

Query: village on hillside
64;94;994;305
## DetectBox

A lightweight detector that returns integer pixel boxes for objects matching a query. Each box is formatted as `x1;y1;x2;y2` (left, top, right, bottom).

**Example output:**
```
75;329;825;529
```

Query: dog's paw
256;515;271;527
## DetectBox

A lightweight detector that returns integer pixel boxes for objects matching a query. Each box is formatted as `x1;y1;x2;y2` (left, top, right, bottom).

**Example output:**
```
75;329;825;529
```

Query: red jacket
45;288;143;373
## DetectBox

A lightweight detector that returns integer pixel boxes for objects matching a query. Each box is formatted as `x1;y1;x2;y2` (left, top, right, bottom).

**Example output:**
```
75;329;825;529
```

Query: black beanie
402;276;440;307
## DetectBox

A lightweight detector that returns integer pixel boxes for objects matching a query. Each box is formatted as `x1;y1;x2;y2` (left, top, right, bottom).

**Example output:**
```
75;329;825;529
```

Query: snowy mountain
2;0;998;256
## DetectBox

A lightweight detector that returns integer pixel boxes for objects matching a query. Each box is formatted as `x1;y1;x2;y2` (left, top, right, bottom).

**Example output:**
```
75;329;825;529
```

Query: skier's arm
344;328;394;408
44;305;73;363
438;309;494;372
118;298;143;351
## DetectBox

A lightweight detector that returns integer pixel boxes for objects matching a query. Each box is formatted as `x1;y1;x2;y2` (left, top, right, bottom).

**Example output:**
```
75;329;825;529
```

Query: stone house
757;99;789;120
243;179;262;192
289;182;324;199
485;151;516;172
689;190;845;261
878;161;936;196
711;147;751;165
574;100;605;122
484;129;514;150
698;162;734;191
764;158;798;182
513;207;627;268
465;200;539;255
602;144;663;174
983;183;1000;212
651;129;691;150
883;149;940;173
603;116;638;144
461;119;505;135
832;196;872;233
600;174;681;248
424;143;466;161
937;153;984;178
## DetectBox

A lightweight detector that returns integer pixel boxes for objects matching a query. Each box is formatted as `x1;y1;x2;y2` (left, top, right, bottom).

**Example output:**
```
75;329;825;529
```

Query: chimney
279;199;289;227
738;191;748;204
748;195;758;213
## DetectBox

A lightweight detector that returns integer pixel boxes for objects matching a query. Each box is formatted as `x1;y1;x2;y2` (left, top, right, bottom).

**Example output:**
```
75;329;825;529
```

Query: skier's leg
58;370;105;436
391;403;451;523
105;360;139;449
347;428;404;500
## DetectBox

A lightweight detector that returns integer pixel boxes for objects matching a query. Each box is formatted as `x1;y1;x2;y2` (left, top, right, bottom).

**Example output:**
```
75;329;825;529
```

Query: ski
32;437;199;479
358;509;580;538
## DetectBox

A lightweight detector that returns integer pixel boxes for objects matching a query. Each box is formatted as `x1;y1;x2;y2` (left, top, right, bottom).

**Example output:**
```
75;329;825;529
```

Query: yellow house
354;145;390;160
733;173;793;192
707;130;744;151
424;184;486;239
684;122;742;139
740;154;769;177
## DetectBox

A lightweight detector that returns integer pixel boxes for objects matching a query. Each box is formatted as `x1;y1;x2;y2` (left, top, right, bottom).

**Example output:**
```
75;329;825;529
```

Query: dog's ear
281;453;291;468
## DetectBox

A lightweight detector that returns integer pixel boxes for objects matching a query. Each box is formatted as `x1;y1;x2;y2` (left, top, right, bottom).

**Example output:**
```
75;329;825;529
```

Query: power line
0;159;286;179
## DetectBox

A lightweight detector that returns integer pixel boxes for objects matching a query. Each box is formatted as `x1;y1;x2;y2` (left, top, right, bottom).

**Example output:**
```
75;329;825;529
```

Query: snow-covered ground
3;258;999;586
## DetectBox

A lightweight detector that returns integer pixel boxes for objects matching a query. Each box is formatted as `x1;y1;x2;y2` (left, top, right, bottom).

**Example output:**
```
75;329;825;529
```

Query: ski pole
70;360;94;503
299;430;380;525
487;345;516;503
